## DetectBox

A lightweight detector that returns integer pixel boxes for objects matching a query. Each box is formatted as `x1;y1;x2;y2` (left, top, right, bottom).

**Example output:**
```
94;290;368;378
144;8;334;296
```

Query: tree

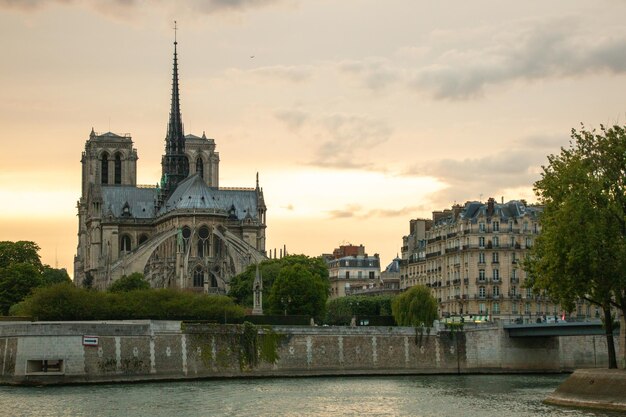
526;124;626;369
109;272;150;292
41;266;71;286
0;241;43;272
229;255;330;308
267;263;329;321
391;285;438;327
0;263;43;315
325;295;394;325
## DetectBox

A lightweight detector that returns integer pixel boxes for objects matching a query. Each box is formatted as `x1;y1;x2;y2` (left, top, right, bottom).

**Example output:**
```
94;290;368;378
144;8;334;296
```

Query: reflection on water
0;374;620;417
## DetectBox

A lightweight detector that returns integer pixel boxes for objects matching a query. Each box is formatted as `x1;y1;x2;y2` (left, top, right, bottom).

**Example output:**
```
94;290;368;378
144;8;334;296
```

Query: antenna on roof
174;20;178;44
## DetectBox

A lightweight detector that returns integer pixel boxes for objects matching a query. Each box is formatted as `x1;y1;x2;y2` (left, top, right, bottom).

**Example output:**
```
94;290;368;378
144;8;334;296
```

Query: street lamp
281;296;291;316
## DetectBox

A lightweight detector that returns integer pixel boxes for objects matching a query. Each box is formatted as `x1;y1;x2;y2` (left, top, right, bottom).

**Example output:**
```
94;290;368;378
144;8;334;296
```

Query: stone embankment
0;320;618;385
545;368;626;412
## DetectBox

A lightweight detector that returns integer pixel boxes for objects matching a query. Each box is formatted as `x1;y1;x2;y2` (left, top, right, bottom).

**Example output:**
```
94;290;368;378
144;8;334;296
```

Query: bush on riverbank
9;283;245;321
325;295;394;325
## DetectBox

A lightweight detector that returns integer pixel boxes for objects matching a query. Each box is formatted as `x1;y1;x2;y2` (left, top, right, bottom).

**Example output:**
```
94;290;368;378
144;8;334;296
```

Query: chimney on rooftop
487;197;495;216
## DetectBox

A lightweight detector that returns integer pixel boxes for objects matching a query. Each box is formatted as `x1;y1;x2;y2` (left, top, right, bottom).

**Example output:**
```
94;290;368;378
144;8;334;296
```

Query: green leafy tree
0;263;43;315
0;241;43;272
325;295;394;325
41;266;71;286
109;272;150;292
391;285;438;327
267;263;329;321
526;124;626;369
229;255;329;308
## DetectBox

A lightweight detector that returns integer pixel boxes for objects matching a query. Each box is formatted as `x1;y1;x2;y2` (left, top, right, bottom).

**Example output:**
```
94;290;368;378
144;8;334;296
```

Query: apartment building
400;198;570;321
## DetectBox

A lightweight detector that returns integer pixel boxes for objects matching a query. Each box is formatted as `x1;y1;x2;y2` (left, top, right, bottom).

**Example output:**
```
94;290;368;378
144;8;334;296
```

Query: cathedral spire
167;21;184;151
160;21;189;202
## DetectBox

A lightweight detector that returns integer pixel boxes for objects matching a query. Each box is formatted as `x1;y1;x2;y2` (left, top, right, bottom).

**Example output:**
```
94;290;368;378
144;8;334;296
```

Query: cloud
363;206;424;219
326;204;424;220
0;0;135;12
274;110;393;170
402;136;568;207
339;59;401;93
327;205;361;219
274;109;309;131
250;65;312;83
0;0;286;15
185;0;285;14
312;114;392;168
412;19;626;99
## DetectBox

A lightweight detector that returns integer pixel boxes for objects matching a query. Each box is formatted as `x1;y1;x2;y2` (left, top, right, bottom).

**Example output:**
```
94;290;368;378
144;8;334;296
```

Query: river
0;374;620;417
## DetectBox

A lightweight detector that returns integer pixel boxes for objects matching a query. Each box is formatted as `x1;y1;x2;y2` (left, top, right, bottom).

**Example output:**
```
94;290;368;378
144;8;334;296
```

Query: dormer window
121;202;131;217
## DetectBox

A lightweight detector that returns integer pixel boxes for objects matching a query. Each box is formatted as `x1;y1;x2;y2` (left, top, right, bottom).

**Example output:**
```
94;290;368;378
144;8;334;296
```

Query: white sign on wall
83;336;99;346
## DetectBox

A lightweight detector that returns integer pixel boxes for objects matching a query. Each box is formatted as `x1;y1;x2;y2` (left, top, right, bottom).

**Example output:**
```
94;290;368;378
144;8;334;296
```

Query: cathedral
73;39;267;293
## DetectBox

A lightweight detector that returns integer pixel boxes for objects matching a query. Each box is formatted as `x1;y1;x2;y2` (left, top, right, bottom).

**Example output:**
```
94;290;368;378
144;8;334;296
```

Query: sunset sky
1;0;626;275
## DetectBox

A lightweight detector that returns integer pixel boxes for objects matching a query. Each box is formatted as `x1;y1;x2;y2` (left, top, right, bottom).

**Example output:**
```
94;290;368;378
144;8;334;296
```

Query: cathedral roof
160;173;259;220
101;186;158;219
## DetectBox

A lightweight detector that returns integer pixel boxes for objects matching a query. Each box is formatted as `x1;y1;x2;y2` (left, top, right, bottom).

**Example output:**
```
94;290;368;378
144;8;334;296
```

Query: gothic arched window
193;267;204;287
101;152;109;185
182;226;191;253
114;152;122;185
196;157;204;179
120;235;132;253
197;226;209;257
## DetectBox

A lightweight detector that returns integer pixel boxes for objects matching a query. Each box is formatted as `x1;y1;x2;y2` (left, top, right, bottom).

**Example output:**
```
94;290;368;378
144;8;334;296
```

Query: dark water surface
0;374;620;417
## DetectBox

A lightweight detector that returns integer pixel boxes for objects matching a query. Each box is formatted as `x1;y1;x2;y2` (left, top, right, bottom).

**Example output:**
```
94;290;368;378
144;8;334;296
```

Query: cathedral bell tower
160;24;189;202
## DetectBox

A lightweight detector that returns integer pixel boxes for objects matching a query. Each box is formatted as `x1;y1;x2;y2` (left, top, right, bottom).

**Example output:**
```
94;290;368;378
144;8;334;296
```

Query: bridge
503;320;619;337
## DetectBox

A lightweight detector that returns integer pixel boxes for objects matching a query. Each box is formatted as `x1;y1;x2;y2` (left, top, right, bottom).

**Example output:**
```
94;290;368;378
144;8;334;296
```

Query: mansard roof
160;173;259;220
101;186;158;219
435;200;542;226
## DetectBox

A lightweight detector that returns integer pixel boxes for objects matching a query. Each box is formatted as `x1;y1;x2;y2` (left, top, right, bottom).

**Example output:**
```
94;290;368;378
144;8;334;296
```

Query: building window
101;152;109;184
510;236;516;247
511;286;517;296
493;302;500;314
358;271;363;279
479;237;485;248
526;288;532;298
512;303;518;314
479;252;485;264
508;221;513;232
493;286;500;297
196;157;204;178
493;221;499;232
193;267;204;287
479;303;486;314
369;271;375;279
345;271;350;279
523;221;529;232
525;302;531;314
197;226;209;257
493;236;499;248
492;252;499;263
526;237;532;248
181;226;191;253
114;152;122;185
479;269;485;280
533;223;538;234
479;286;486;297
120;235;131;253
479;222;486;233
512;269;517;279
493;269;499;280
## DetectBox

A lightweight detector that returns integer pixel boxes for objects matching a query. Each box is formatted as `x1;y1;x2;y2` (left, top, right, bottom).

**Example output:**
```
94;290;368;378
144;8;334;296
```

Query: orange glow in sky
1;1;626;275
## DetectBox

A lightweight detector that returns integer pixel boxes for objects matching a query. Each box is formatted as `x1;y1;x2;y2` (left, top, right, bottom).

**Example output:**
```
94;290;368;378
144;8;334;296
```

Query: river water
0;374;620;417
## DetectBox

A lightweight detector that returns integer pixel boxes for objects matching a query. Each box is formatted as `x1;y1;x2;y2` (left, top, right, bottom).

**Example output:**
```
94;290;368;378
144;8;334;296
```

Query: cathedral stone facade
74;40;267;292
